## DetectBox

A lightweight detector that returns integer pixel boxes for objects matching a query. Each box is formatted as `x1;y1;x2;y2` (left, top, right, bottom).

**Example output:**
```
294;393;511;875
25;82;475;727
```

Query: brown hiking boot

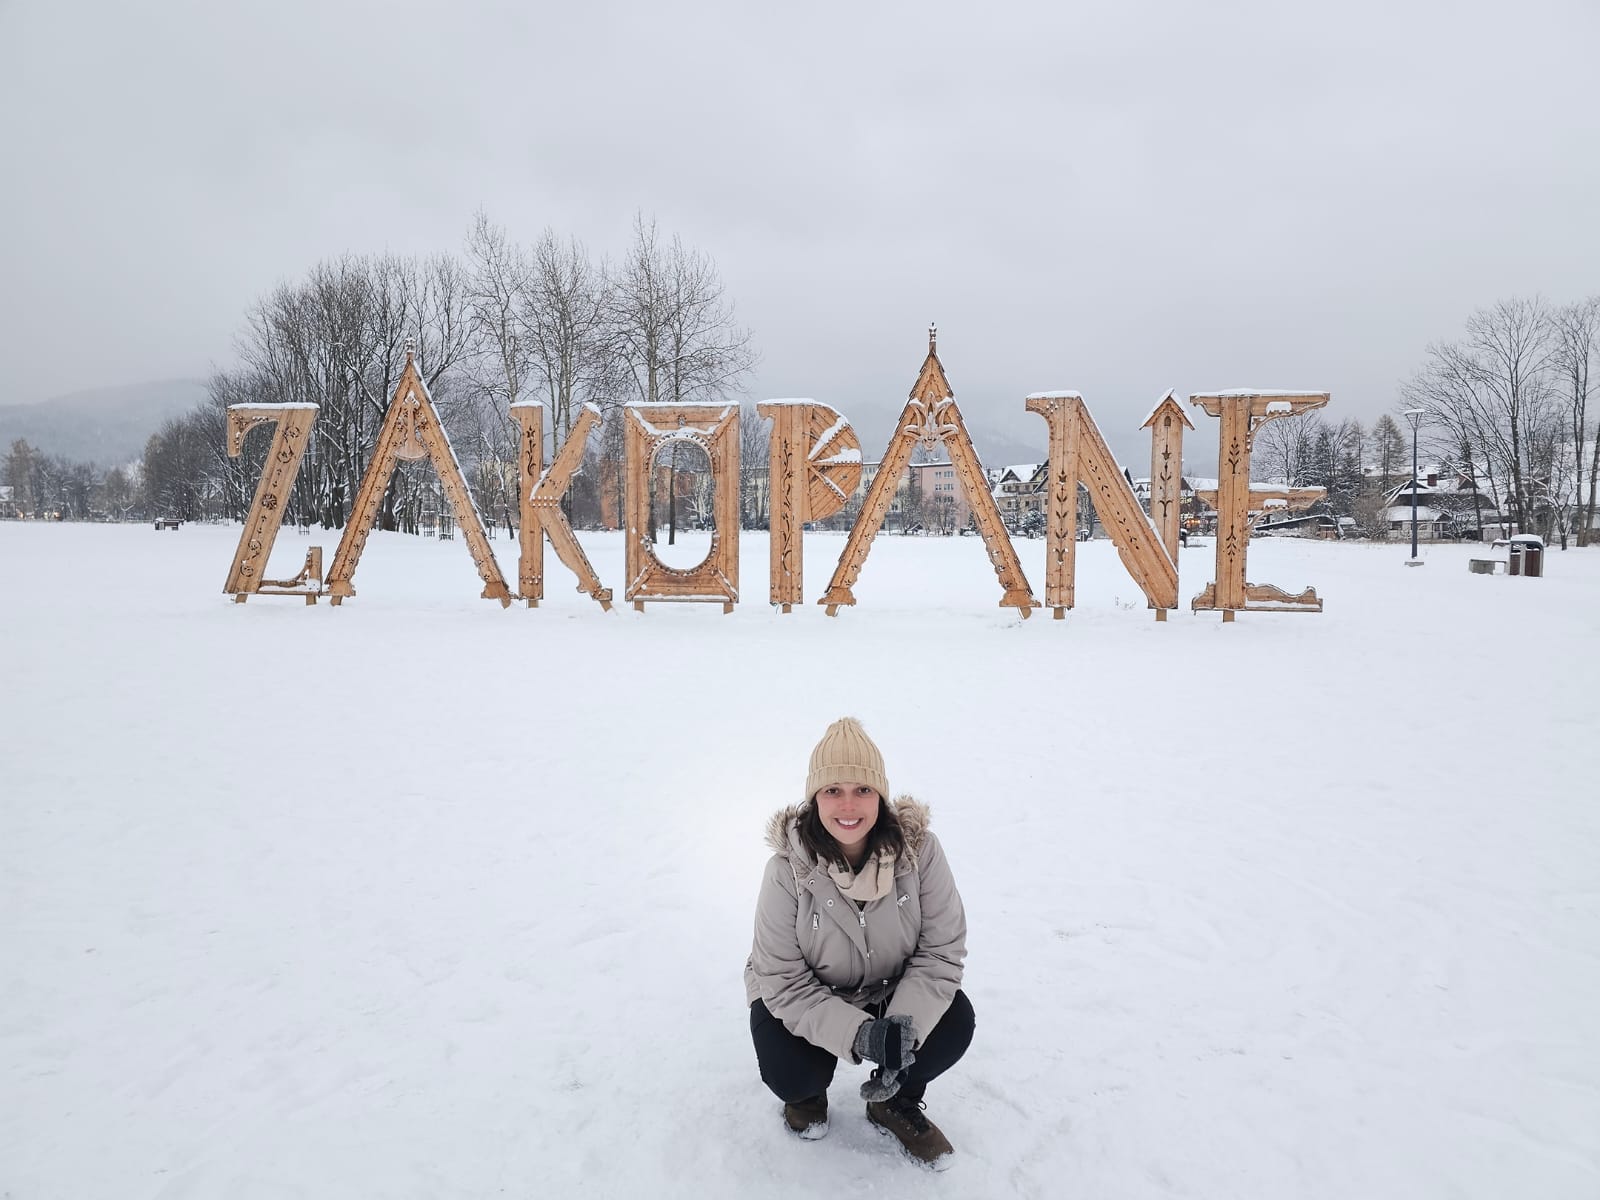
783;1093;829;1139
867;1094;953;1169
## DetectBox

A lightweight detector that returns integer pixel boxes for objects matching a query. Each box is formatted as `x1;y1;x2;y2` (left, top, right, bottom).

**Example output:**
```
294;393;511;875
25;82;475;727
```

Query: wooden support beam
1027;393;1080;613
1141;390;1193;567
512;400;544;606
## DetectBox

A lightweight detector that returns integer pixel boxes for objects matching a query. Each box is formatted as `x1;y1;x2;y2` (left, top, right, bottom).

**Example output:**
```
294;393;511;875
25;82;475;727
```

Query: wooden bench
1467;558;1505;575
153;518;181;530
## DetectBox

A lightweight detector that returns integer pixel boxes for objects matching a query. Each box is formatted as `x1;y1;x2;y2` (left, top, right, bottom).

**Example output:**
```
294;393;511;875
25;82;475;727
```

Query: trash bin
1508;534;1545;577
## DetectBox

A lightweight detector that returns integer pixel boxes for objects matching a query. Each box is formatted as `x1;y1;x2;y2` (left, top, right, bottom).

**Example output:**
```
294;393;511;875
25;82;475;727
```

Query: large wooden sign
222;331;1333;626
326;345;512;607
1189;390;1330;619
510;400;612;610
623;402;740;612
223;402;323;603
1026;391;1178;619
757;399;862;611
818;329;1037;617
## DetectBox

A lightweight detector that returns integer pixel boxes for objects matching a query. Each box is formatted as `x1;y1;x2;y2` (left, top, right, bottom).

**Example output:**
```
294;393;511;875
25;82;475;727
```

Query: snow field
2;522;1597;1199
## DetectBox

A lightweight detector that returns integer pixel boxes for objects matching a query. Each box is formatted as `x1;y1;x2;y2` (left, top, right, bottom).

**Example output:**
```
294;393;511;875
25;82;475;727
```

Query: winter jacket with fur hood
743;797;967;1063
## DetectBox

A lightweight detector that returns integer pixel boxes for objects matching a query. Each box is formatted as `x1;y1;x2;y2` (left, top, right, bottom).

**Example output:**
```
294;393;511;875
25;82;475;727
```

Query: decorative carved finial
404;336;416;363
929;323;938;354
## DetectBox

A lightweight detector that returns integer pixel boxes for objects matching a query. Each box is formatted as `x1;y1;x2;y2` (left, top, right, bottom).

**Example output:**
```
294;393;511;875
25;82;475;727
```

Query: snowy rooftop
1189;389;1329;399
998;463;1043;482
1139;389;1194;429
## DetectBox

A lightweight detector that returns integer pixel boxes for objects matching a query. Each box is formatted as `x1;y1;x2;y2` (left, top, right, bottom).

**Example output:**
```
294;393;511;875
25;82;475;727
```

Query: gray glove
853;1014;916;1073
860;1066;905;1103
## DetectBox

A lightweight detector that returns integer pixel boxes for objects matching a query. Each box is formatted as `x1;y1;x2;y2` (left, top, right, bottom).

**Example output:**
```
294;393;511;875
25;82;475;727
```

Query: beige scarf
828;849;896;903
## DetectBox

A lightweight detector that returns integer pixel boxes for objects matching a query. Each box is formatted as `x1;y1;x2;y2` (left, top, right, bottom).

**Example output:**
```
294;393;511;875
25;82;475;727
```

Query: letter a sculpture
325;342;513;607
819;328;1037;616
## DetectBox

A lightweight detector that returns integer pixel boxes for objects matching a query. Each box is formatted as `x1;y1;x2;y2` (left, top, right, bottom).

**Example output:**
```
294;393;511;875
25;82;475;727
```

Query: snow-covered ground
3;522;1597;1199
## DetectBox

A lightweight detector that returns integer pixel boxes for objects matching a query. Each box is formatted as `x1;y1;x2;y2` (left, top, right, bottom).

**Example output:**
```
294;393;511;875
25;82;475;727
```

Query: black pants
750;989;975;1105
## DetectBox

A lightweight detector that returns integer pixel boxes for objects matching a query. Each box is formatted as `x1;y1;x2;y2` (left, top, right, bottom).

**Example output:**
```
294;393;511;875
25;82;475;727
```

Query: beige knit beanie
805;716;890;803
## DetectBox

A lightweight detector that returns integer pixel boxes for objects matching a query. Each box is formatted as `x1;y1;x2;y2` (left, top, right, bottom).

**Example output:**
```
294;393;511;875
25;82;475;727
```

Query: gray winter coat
743;797;967;1062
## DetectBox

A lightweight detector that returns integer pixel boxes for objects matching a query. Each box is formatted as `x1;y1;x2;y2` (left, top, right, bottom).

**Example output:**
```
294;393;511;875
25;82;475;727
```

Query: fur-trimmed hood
764;795;931;871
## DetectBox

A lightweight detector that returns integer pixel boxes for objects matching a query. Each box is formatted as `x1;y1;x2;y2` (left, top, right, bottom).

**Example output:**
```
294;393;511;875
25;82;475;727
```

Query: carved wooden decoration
1189;390;1331;620
756;399;862;611
510;400;612;610
1141;390;1194;572
623;402;740;613
1026;392;1178;620
819;328;1036;617
223;402;323;604
326;344;512;607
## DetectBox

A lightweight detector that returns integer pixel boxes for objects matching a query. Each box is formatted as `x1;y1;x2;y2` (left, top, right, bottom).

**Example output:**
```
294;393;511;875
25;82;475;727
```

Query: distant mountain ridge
0;379;210;466
0;381;1213;478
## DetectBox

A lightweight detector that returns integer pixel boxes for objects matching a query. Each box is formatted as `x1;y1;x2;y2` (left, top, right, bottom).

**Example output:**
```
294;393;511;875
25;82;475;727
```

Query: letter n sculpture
1026;390;1179;620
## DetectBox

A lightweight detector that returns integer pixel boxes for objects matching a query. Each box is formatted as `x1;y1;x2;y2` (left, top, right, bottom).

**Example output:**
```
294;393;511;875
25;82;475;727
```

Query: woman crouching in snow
744;717;973;1169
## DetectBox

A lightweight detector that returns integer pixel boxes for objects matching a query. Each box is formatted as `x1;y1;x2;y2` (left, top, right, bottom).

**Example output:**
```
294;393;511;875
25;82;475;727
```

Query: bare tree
739;403;771;528
526;228;611;453
1527;416;1578;547
608;213;755;407
464;212;535;411
2;439;37;515
1370;414;1406;490
1403;297;1559;532
155;215;760;541
1255;412;1318;484
140;416;212;522
461;214;534;532
606;214;755;542
1553;296;1598;545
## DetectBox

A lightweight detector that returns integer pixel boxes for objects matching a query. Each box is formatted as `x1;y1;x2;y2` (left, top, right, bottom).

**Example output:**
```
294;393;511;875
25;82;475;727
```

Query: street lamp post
1403;408;1427;566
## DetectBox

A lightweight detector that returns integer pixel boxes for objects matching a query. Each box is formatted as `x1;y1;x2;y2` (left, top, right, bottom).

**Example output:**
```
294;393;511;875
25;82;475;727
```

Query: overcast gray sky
3;0;1596;461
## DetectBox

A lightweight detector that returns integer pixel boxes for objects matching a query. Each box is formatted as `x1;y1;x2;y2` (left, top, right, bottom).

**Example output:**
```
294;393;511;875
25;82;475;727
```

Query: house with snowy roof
1381;479;1451;541
1381;463;1512;540
988;463;1047;523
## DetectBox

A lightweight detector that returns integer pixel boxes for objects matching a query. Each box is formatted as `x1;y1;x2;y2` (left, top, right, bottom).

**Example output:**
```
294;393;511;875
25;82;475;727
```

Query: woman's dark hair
798;794;905;871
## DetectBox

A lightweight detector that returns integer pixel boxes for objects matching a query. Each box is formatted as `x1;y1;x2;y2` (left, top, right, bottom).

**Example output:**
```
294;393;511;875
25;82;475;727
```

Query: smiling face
813;781;881;864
